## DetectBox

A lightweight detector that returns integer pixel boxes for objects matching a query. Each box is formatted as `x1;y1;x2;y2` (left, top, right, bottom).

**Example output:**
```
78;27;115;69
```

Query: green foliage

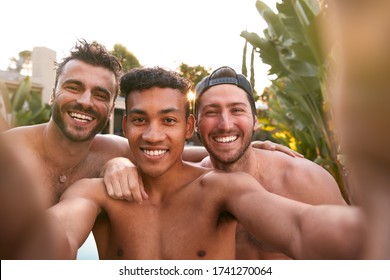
111;44;141;73
0;77;51;127
241;0;348;201
177;63;211;91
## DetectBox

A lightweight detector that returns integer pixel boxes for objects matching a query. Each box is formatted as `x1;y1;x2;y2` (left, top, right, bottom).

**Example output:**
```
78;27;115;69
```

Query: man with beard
1;40;149;258
109;66;347;259
2;40;131;209
193;66;347;259
28;66;362;260
1;41;294;259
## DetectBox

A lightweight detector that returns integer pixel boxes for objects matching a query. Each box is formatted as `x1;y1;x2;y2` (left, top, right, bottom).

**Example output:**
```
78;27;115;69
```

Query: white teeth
70;112;93;122
214;136;238;143
143;149;167;156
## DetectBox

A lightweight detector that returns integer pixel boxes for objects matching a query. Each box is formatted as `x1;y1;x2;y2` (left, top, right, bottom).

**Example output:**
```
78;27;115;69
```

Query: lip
67;111;96;125
140;147;169;160
212;135;239;144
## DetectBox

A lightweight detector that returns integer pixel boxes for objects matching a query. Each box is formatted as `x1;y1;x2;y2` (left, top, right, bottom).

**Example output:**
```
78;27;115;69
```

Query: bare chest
96;199;237;260
25;153;105;207
235;223;291;260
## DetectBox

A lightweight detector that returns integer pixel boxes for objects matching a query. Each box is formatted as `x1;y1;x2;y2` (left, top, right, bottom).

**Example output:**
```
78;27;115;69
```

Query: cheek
236;116;255;131
197;117;215;131
98;101;115;115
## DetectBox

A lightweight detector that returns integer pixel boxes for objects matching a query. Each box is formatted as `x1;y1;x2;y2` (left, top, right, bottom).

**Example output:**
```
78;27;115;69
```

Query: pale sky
1;0;278;91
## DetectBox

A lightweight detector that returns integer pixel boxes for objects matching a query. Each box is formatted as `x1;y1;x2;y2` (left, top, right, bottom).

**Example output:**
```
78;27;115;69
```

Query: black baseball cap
194;66;256;114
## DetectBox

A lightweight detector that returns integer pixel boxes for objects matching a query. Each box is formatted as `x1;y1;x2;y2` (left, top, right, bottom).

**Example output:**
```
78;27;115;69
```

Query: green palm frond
241;0;348;201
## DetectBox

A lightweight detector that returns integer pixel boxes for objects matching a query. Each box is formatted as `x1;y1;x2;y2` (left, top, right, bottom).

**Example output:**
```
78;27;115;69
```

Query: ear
108;102;116;120
253;115;260;131
194;117;199;133
185;115;195;140
122;115;127;137
49;89;55;106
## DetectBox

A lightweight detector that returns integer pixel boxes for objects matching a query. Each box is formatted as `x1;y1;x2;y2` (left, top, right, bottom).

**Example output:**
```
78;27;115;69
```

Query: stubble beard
51;102;109;142
203;133;253;165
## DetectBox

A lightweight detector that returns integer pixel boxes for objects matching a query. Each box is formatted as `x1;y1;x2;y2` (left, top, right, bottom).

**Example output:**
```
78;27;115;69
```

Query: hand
252;140;304;158
102;157;148;203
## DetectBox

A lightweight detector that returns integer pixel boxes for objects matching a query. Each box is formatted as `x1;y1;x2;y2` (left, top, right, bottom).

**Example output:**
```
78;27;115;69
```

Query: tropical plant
241;0;348;201
111;44;141;73
0;77;51;128
177;63;211;92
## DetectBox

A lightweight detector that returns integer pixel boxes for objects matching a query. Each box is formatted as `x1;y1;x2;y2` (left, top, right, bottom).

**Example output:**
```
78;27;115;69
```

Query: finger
104;169;127;200
276;144;304;158
279;146;296;157
293;151;304;158
108;173;130;200
115;172;134;201
103;176;117;199
264;140;276;151
138;174;149;200
127;172;143;203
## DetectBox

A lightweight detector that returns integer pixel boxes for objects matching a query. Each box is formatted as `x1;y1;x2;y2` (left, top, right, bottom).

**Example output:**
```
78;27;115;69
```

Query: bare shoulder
254;149;345;205
3;124;44;144
199;156;212;168
93;134;127;147
200;170;261;195
92;134;129;157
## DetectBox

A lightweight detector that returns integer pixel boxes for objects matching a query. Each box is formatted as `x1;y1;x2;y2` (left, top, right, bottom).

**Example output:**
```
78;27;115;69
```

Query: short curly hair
54;39;122;97
120;66;192;118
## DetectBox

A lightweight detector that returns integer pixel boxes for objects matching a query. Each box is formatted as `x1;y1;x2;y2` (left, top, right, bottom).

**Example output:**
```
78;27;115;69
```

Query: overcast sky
1;0;278;91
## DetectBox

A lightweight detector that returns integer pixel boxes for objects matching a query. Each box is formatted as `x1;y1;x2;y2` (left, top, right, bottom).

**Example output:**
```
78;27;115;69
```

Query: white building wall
31;47;56;104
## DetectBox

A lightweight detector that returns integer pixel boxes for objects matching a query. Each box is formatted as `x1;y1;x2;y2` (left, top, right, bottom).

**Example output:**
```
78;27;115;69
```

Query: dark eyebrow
127;109;147;115
94;86;111;97
160;108;181;115
63;79;84;87
63;79;112;96
203;102;248;109
127;108;181;115
228;102;248;107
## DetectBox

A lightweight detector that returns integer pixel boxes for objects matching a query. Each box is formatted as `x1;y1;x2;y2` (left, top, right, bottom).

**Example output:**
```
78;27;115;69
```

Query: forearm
362;187;390;259
182;145;208;162
100;157;135;177
297;205;365;260
11;213;74;259
227;186;300;258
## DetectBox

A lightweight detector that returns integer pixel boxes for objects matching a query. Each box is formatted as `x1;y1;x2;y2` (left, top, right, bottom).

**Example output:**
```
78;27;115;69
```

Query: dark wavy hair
54;39;122;97
120;66;192;118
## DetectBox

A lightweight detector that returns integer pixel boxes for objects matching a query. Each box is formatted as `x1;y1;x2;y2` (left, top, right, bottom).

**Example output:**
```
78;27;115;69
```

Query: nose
76;90;93;106
217;111;233;131
142;121;166;143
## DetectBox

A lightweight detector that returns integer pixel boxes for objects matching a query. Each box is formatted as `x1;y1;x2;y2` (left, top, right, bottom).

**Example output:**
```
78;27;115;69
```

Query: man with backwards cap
193;66;347;259
17;66;361;260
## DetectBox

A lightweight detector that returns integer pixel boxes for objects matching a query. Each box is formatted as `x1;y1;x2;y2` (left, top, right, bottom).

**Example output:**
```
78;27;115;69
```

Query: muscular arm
264;150;346;205
47;178;104;258
0;135;88;259
286;158;347;205
212;172;364;259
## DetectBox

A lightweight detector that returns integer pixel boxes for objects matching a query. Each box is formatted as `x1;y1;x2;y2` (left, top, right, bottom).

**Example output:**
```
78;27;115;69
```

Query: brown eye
164;118;177;125
132;118;146;125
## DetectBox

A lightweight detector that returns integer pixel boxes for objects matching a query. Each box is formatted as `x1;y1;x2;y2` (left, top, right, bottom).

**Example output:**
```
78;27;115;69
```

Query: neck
140;161;200;201
43;122;92;168
210;147;258;176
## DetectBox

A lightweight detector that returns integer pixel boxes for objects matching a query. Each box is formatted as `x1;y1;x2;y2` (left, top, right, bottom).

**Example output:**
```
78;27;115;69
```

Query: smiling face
123;87;194;178
50;59;116;141
196;84;257;165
